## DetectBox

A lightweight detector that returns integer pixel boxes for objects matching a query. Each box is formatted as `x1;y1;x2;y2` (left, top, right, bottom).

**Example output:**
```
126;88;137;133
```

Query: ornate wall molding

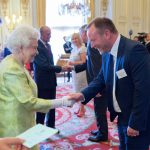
112;0;149;37
36;0;46;28
0;0;9;16
0;0;32;47
20;0;29;16
101;0;109;16
87;0;95;23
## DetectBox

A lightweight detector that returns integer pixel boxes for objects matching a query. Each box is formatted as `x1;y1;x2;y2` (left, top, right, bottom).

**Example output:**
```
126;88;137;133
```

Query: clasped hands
64;93;84;107
61;61;74;72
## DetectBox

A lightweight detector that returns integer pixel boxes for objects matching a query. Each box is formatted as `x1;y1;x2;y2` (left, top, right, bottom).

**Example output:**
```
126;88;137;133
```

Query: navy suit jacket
74;62;87;73
82;35;150;132
34;40;62;89
86;43;102;83
75;43;102;83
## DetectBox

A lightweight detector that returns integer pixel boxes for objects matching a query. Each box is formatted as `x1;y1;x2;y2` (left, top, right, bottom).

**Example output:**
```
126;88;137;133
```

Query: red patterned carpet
39;82;119;150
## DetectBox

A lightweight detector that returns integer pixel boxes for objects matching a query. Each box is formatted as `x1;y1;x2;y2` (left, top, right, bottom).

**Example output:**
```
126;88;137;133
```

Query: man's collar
110;34;121;57
40;39;50;48
40;39;46;45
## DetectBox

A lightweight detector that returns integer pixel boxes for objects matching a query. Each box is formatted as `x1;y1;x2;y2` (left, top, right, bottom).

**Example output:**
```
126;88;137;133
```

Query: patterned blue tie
107;54;116;113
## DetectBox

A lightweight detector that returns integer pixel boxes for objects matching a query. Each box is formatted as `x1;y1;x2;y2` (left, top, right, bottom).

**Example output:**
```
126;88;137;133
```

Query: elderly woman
0;25;74;150
68;33;87;117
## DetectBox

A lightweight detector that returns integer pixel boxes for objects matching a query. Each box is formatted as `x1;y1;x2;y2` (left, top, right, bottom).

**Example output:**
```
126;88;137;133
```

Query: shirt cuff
80;93;85;102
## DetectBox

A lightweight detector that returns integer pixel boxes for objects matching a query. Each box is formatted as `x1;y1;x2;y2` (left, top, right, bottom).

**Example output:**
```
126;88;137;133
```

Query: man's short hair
87;17;118;34
40;26;50;35
79;24;88;33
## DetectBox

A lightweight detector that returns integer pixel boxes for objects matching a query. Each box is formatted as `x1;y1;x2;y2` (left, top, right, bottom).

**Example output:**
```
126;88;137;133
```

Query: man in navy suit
145;33;150;53
63;36;72;54
69;17;150;150
34;26;67;128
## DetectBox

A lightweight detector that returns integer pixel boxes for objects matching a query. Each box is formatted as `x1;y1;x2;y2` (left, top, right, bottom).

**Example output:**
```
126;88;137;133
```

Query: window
46;0;87;63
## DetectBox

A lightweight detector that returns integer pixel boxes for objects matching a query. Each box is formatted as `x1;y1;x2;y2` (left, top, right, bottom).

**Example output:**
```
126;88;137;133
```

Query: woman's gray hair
6;25;39;53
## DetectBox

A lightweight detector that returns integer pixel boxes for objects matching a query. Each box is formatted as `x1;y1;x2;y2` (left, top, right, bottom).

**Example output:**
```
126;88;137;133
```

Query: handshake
52;93;85;109
61;64;74;72
60;93;85;107
61;96;76;107
60;61;76;72
51;96;76;109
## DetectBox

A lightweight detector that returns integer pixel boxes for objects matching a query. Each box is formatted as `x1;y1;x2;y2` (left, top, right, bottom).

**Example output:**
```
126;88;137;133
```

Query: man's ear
104;29;111;40
19;45;25;54
20;45;23;50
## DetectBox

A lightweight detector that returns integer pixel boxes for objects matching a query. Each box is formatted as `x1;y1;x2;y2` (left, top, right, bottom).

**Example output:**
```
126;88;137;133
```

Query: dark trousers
117;113;150;150
36;88;56;128
67;71;71;81
94;95;108;138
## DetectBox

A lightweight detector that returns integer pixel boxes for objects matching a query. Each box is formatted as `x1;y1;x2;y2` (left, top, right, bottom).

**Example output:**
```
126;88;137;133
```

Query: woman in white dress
68;33;87;117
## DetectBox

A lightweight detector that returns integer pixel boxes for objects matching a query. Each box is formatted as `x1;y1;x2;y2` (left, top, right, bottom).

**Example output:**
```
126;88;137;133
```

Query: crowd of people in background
133;32;150;53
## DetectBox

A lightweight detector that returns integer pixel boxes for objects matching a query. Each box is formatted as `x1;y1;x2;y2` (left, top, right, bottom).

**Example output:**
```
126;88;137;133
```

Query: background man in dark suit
74;24;108;142
34;26;67;128
63;36;72;82
69;18;150;150
145;33;150;53
63;36;72;54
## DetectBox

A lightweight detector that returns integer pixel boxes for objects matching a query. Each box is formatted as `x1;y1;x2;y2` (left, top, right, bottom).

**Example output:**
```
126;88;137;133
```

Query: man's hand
127;126;139;137
95;93;101;97
62;65;73;72
68;61;74;66
68;93;84;102
61;65;69;71
66;64;74;71
0;137;29;150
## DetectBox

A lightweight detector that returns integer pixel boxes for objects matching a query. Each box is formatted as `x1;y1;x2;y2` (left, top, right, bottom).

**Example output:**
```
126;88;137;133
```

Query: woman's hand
0;137;29;150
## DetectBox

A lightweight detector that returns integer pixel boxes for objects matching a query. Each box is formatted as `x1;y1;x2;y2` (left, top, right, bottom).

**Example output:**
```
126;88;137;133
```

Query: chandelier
58;0;90;16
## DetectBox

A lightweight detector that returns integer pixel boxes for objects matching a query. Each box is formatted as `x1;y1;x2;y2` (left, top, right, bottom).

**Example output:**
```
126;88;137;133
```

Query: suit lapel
115;36;126;79
114;36;128;106
38;40;54;65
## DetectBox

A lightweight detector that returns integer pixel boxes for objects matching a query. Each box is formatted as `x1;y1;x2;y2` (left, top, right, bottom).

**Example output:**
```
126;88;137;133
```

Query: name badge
116;69;127;79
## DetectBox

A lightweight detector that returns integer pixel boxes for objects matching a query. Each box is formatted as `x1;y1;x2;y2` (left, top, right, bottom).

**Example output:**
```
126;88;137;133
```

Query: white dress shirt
110;34;121;112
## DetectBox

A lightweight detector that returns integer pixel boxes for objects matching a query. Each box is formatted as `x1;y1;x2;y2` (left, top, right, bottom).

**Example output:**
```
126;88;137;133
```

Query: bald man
34;26;67;129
